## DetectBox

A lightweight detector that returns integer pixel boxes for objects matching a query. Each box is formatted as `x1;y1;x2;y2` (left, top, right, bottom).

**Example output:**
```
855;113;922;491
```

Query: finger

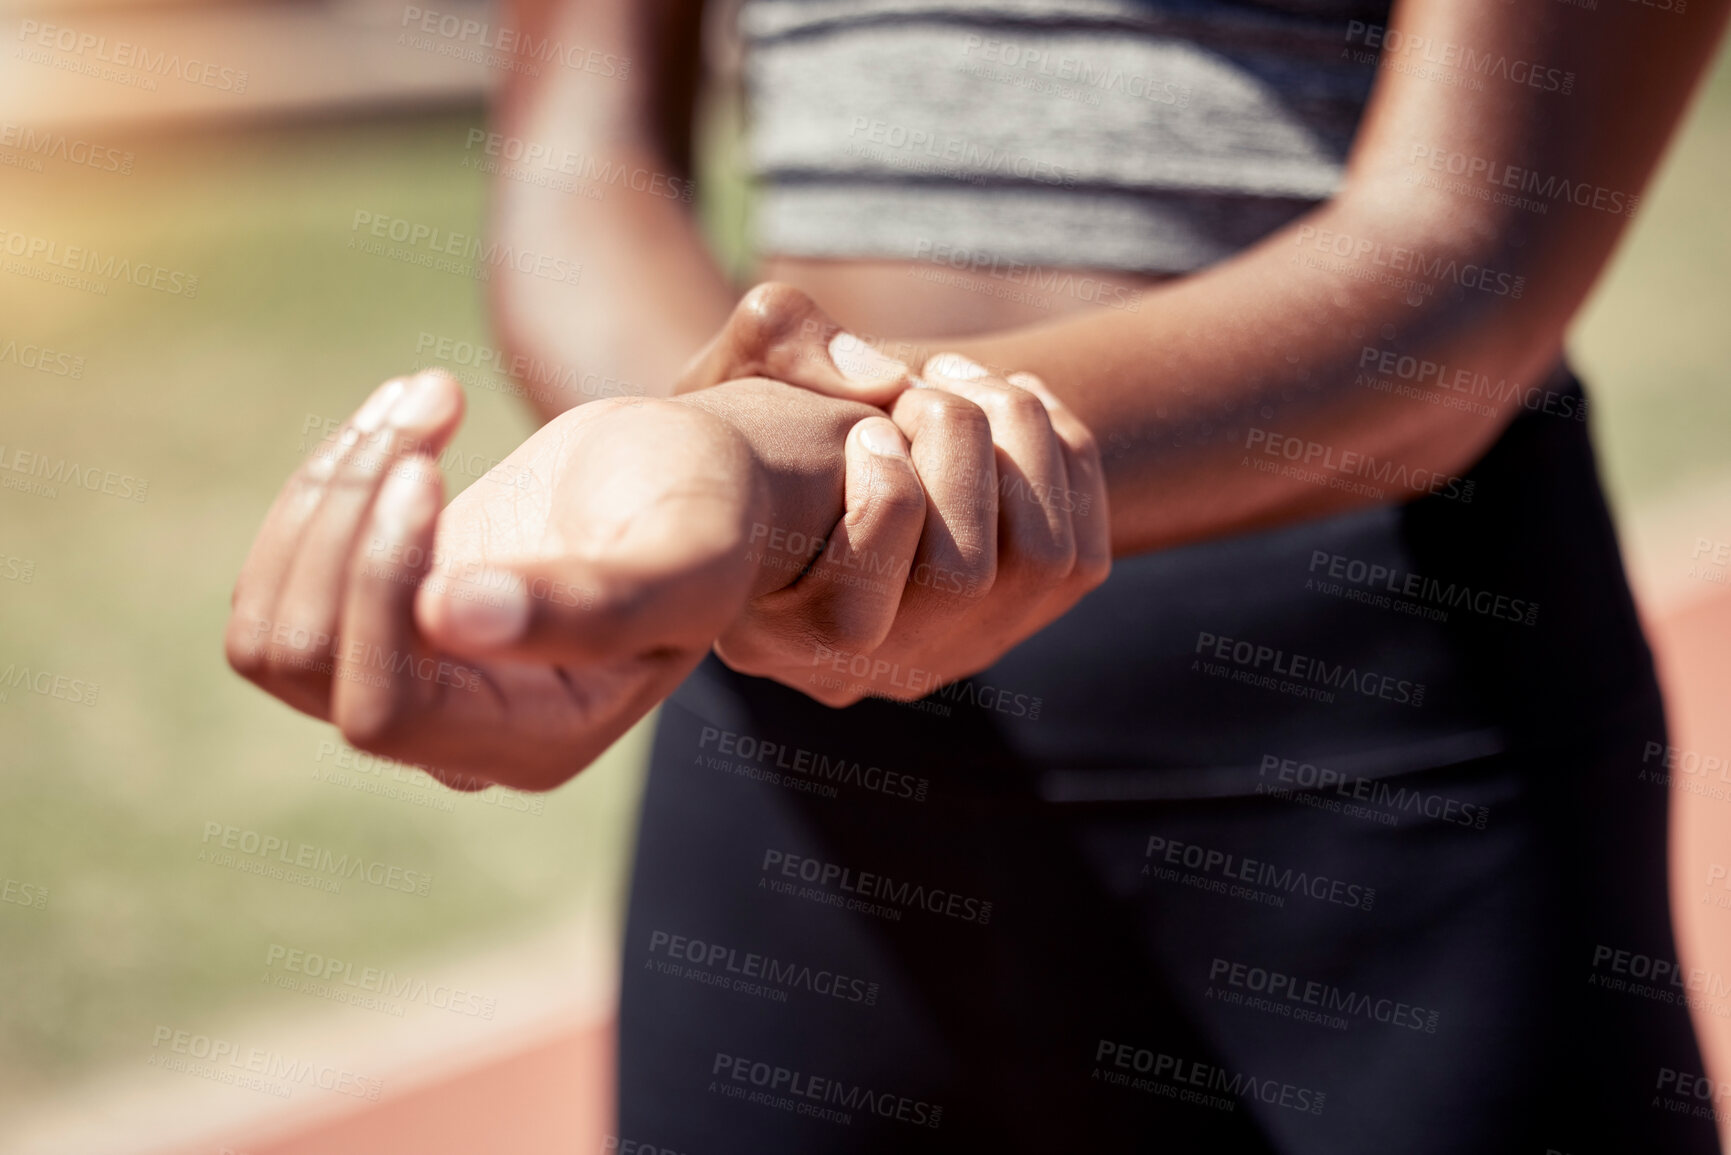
675;282;915;406
331;454;460;750
1008;371;1113;628
226;375;407;682
337;457;708;792
714;416;925;675
413;485;752;668
251;372;464;718
886;383;997;631
923;356;1077;610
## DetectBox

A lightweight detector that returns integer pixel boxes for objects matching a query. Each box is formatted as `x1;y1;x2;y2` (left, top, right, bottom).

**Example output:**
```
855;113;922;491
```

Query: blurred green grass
0;111;650;1118
1572;37;1731;508
0;36;1727;1121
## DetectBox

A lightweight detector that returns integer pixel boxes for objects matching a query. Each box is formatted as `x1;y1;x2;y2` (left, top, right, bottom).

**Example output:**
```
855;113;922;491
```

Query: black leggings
615;671;1711;1154
615;375;1713;1153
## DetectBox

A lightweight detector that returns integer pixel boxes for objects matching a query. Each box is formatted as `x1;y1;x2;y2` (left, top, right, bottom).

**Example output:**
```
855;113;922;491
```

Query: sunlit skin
229;0;1729;789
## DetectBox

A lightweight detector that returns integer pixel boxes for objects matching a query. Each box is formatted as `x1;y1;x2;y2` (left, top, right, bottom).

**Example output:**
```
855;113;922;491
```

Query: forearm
490;0;736;422
930;191;1563;555
912;0;1727;557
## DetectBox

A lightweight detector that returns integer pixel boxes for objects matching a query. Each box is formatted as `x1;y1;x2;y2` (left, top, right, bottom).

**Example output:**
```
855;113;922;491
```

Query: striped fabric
741;0;1393;273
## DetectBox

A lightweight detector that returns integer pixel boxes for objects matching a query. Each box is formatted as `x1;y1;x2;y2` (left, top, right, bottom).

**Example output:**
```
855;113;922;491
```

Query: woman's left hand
714;348;1113;707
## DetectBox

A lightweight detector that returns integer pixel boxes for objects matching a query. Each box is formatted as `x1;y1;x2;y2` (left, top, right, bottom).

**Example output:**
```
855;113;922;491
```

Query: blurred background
0;1;1727;1151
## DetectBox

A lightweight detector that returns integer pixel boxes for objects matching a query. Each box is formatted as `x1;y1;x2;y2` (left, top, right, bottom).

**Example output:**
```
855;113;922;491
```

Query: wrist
671;378;876;599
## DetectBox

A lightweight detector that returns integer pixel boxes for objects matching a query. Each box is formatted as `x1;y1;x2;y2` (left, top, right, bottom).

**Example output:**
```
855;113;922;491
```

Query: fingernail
857;419;908;459
829;332;907;388
389;372;455;428
439;571;530;649
353;378;406;434
372;462;429;536
925;352;989;381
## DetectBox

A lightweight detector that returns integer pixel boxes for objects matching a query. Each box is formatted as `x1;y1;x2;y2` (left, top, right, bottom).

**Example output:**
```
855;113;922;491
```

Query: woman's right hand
224;370;890;791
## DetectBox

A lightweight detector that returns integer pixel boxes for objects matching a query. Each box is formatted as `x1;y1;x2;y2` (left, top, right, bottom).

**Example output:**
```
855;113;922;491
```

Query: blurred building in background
1;0;494;129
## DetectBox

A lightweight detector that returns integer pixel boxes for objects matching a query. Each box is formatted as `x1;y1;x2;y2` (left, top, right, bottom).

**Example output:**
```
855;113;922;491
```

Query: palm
404;399;756;788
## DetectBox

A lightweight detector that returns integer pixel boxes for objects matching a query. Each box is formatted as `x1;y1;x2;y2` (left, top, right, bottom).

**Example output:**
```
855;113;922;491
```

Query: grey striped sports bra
740;0;1393;275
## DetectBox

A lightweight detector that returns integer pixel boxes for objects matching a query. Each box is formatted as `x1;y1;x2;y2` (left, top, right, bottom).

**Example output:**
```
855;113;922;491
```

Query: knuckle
801;683;861;709
224;624;268;681
996;534;1072;596
1073;546;1113;590
336;694;414;754
735;282;817;348
714;629;799;678
976;382;1047;426
808;612;884;659
1023;535;1078;583
941;548;996;601
910;390;990;437
850;470;925;528
1068;424;1104;468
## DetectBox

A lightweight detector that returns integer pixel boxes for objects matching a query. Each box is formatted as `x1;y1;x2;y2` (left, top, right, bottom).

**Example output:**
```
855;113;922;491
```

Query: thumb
676;282;915;407
413;507;756;668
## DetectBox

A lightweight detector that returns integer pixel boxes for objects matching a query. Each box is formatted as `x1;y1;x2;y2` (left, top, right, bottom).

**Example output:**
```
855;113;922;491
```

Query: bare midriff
757;255;1176;342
